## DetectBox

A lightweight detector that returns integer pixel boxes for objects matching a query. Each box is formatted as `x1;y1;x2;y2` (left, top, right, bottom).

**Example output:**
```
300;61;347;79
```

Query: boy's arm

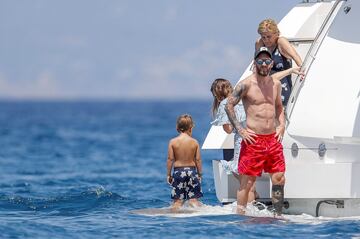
167;141;174;184
194;142;202;178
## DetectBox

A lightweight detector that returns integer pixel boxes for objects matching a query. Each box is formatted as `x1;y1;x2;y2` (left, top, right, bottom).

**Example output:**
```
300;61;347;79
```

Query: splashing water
132;201;283;219
132;200;360;226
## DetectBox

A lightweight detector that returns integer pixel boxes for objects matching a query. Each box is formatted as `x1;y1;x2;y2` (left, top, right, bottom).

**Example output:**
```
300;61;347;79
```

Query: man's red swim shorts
238;133;285;176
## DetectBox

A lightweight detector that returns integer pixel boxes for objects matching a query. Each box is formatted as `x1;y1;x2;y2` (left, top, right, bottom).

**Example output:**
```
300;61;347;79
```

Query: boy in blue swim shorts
166;114;203;210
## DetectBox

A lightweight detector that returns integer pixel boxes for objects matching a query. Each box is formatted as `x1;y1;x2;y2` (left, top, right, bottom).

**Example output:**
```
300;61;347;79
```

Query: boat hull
213;160;360;217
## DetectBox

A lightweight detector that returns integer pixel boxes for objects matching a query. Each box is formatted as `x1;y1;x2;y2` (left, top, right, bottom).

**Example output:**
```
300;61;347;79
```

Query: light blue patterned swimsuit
211;98;246;175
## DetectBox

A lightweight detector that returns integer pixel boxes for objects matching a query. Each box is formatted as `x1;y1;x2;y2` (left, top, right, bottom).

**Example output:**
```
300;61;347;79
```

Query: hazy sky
0;0;301;100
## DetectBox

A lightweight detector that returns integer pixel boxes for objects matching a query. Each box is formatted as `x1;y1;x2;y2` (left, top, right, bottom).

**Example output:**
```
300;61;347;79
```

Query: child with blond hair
166;114;203;210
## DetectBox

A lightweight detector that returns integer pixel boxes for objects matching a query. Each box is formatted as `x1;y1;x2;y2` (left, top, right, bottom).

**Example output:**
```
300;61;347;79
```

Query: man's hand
167;175;173;185
275;125;285;142
239;128;257;145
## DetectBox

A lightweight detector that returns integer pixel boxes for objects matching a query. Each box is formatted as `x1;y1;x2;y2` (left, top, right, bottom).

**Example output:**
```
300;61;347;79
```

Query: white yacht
202;0;360;217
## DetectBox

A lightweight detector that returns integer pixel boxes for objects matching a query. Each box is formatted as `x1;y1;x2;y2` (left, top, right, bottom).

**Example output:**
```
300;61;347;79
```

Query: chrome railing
286;0;345;123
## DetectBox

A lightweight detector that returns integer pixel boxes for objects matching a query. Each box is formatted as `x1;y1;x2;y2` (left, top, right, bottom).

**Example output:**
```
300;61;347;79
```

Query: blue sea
0;100;359;239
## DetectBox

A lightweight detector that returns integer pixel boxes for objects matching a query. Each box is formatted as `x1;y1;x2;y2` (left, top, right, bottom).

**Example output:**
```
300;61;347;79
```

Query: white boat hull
212;160;271;204
213;159;360;217
284;198;360;217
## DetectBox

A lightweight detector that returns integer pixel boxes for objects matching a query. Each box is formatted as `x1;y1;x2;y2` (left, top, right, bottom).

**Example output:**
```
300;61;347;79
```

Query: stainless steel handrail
288;37;315;43
286;0;345;122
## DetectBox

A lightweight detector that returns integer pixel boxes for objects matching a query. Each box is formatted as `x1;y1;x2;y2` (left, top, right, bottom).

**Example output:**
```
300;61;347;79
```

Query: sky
0;0;302;100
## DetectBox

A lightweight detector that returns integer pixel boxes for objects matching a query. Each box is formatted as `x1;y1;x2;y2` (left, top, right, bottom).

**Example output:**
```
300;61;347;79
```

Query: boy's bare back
168;133;200;168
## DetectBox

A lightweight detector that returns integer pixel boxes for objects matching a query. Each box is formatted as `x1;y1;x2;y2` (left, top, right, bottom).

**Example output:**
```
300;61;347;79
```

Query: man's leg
234;173;258;203
237;174;256;214
247;183;258;202
270;172;285;215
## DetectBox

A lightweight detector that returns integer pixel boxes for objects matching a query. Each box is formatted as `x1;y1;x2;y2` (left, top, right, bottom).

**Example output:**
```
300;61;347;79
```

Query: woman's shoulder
277;36;290;45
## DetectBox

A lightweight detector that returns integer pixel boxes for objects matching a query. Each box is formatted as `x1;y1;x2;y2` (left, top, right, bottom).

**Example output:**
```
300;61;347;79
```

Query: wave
0;186;126;215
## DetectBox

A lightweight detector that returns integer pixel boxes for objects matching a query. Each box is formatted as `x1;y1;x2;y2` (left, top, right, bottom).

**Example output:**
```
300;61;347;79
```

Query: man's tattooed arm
225;82;247;135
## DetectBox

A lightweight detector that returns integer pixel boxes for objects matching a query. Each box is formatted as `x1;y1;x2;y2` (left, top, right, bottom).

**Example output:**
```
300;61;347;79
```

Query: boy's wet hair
176;114;194;133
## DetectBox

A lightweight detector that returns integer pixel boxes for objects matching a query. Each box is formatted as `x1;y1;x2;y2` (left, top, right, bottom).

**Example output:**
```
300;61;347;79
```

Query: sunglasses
255;59;273;65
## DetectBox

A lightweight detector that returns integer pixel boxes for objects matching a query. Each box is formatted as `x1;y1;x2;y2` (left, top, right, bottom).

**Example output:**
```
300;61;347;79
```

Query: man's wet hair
176;114;194;133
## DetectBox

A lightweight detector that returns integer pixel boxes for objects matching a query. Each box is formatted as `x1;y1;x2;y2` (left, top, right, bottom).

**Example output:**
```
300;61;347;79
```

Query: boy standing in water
167;114;203;210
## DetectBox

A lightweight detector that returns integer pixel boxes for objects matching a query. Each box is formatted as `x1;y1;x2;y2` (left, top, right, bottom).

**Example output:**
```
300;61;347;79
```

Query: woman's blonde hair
258;19;280;35
210;78;233;117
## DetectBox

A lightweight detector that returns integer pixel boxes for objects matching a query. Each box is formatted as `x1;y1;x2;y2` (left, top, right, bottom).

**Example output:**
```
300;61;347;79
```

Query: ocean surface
0;100;359;239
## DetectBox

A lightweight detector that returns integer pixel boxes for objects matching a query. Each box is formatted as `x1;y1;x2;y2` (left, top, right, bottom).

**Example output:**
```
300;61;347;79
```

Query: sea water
0;101;359;238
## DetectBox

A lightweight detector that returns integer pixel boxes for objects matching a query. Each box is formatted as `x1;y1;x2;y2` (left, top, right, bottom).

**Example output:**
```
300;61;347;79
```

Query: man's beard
256;66;270;76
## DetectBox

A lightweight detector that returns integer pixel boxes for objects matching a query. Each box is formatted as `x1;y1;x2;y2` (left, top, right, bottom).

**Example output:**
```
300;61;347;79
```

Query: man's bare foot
273;213;285;220
236;205;246;215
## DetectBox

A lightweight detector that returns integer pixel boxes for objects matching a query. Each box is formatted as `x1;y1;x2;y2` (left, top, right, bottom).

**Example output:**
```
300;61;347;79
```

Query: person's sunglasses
255;59;273;65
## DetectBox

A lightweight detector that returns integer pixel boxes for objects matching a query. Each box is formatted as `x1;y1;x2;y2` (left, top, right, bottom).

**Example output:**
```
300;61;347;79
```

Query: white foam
283;213;360;224
132;201;272;218
133;201;360;223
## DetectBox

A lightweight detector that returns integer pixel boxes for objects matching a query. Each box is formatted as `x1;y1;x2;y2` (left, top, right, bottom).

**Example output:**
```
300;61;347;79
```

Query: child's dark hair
210;78;233;117
176;114;194;133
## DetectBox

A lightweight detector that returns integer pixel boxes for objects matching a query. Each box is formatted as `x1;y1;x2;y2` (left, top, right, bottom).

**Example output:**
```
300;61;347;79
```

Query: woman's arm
278;37;302;66
255;38;263;50
272;67;303;82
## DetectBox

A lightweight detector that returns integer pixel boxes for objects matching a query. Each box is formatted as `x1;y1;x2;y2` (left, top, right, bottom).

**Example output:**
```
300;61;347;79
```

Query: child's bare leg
188;198;202;207
171;199;183;212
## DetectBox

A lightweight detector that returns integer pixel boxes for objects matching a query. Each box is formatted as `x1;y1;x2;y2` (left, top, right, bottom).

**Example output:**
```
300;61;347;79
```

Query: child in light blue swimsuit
211;97;245;174
211;78;246;174
210;78;257;202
